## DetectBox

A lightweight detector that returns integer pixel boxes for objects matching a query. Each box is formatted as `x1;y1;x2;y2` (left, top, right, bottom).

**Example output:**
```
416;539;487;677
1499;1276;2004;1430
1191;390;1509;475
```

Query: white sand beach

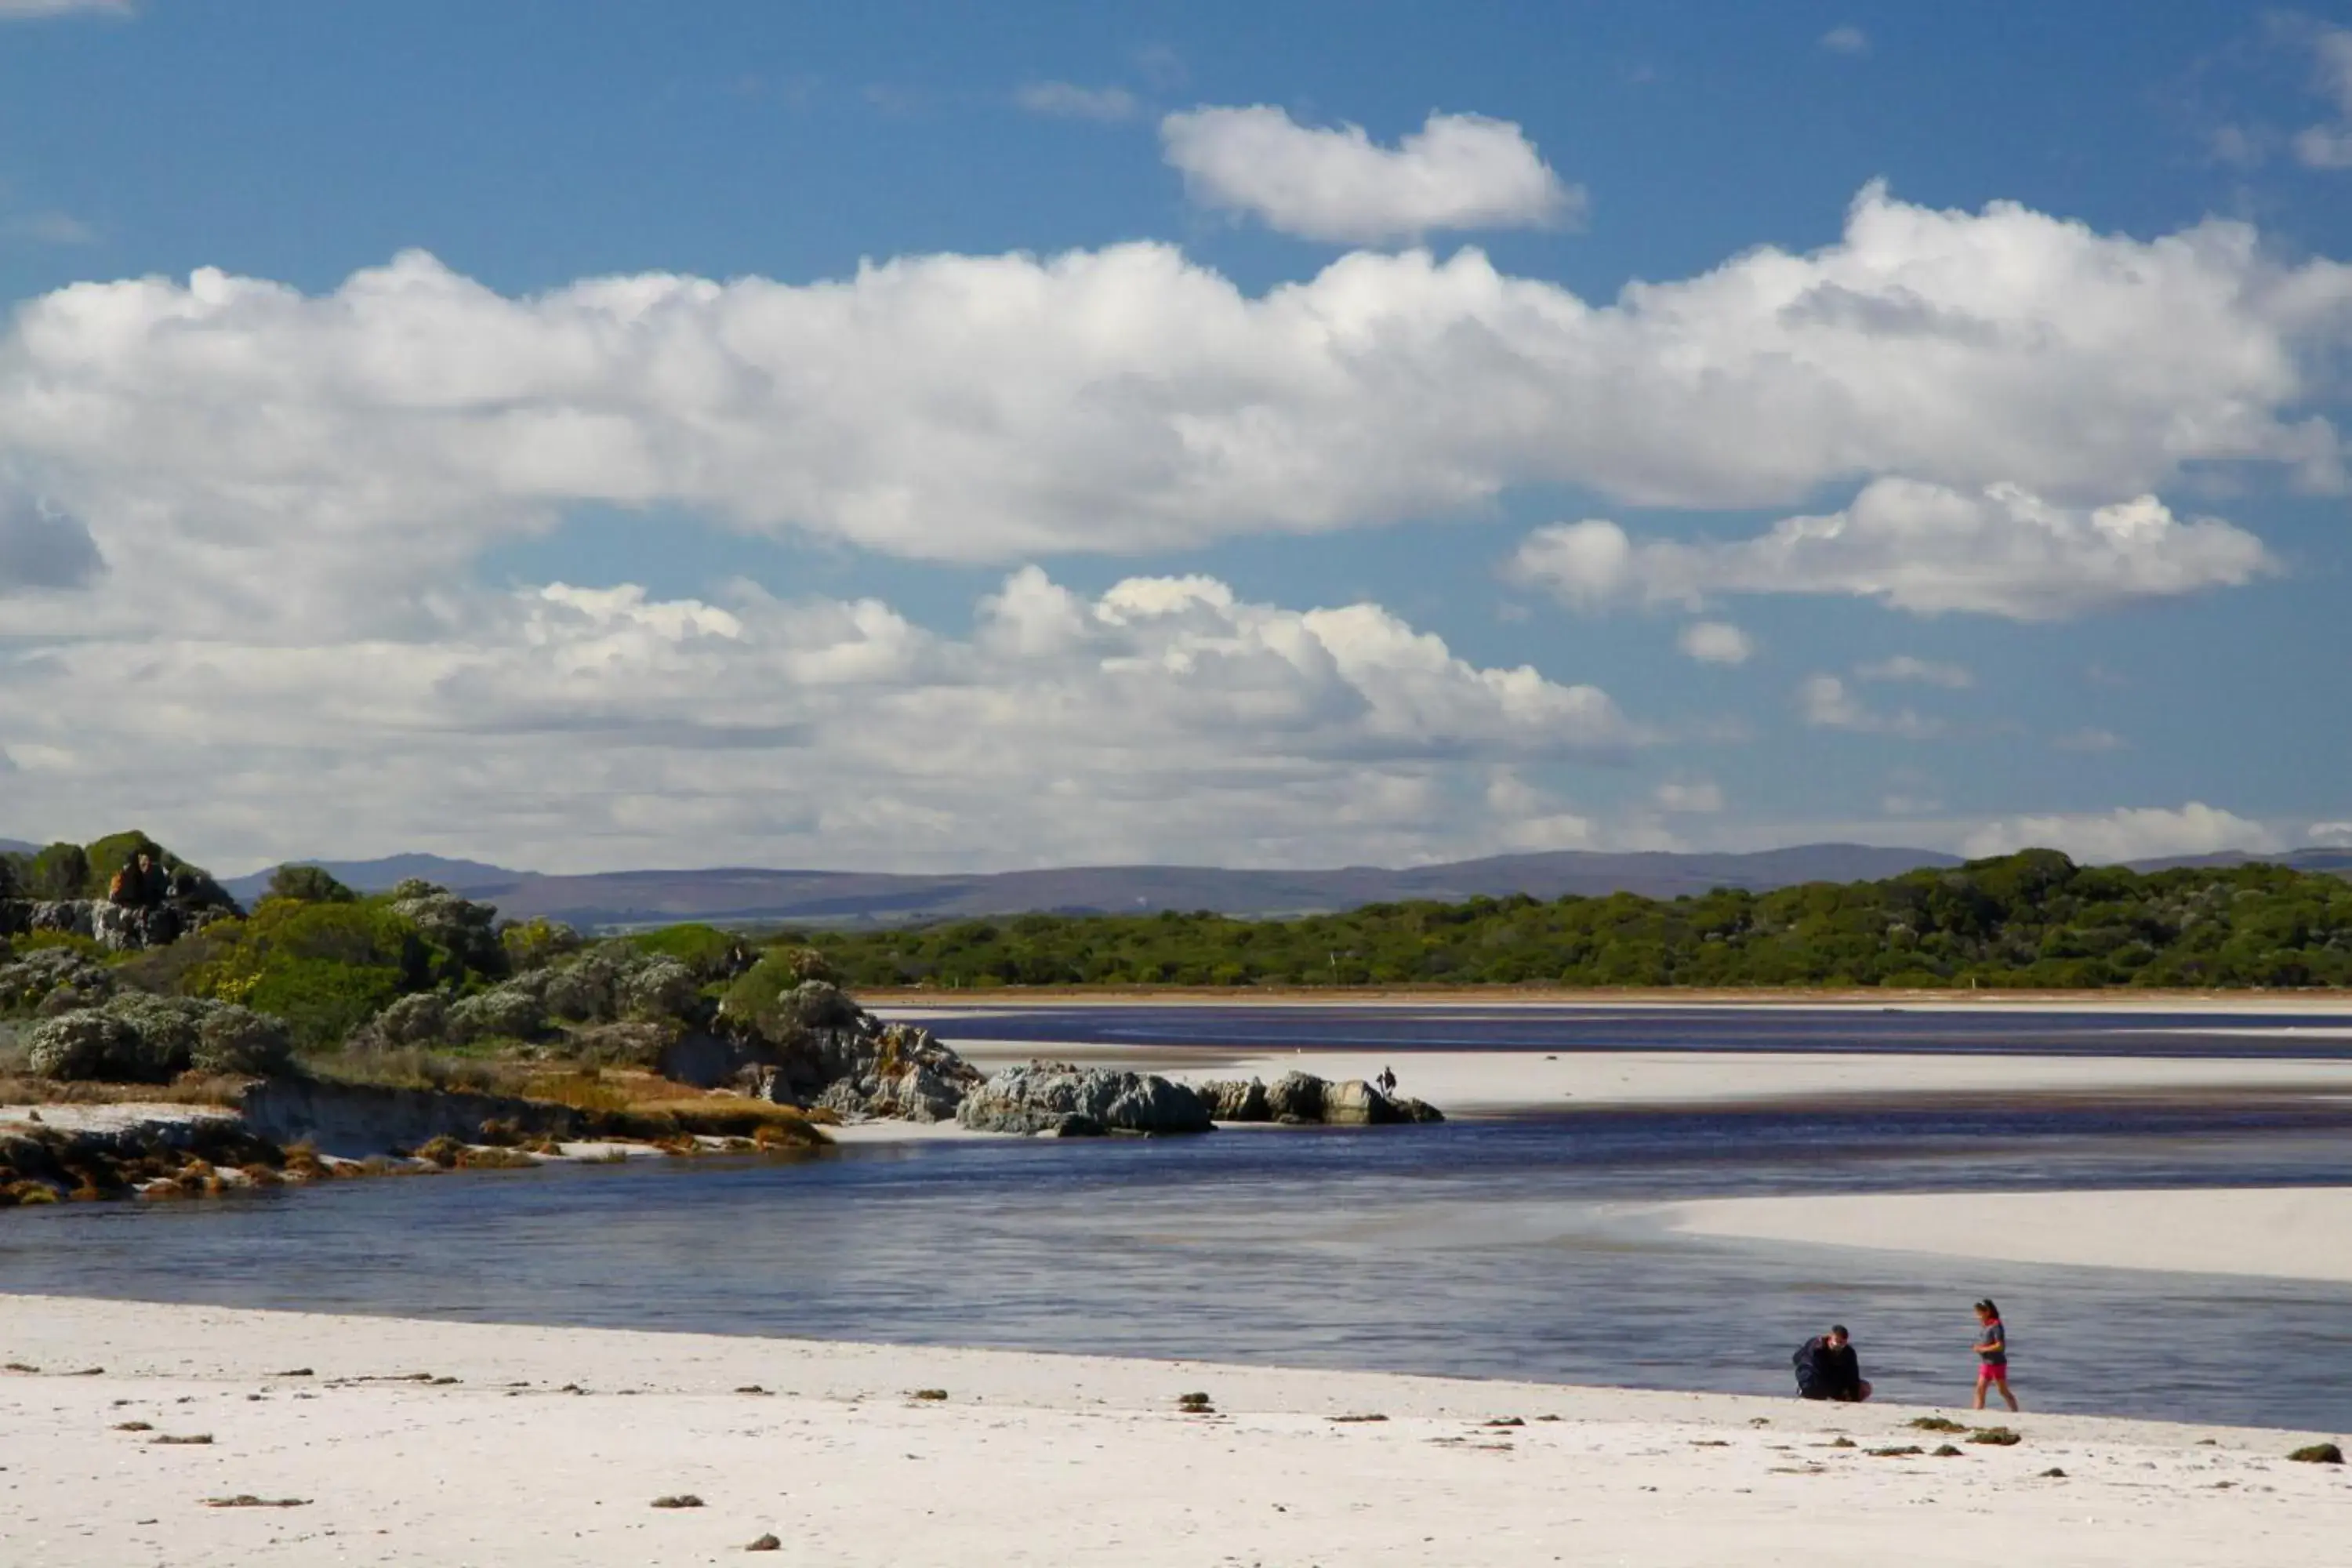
1663;1186;2352;1284
2;1294;2347;1566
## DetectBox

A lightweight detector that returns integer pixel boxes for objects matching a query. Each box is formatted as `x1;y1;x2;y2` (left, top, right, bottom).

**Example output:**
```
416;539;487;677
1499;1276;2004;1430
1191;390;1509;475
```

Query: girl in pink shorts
1972;1298;2018;1412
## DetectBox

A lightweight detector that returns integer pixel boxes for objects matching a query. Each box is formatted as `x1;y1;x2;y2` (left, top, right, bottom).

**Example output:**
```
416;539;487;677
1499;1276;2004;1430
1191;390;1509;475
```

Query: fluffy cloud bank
1159;106;1581;241
4;183;2346;644
0;568;1639;871
1512;480;2279;620
1959;803;2279;864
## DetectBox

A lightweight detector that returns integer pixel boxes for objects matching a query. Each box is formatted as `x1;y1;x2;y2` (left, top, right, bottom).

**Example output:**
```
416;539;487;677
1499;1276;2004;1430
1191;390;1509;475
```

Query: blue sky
1;0;2348;874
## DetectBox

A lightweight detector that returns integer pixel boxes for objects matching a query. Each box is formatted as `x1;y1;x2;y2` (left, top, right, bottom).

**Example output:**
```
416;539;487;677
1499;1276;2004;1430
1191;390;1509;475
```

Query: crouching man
1794;1324;1872;1402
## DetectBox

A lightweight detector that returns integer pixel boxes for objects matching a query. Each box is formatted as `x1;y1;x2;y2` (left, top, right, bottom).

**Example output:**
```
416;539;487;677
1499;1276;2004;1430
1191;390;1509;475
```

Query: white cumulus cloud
1014;82;1141;122
1856;654;1973;688
1653;779;1726;814
1676;620;1755;665
1512;480;2279;621
1798;674;1943;738
0;567;1643;873
0;185;2345;637
1959;803;2280;863
1159;105;1582;242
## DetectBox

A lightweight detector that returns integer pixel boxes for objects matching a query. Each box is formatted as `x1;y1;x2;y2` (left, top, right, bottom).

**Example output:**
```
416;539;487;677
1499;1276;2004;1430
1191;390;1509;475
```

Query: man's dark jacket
1793;1336;1862;1400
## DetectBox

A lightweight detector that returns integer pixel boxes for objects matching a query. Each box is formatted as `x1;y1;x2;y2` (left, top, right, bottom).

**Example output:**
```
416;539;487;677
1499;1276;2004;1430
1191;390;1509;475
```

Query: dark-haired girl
1972;1299;2017;1412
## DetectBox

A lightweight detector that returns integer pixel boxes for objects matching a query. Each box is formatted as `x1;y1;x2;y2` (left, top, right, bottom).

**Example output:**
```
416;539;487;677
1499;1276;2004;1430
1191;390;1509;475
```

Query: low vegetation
782;850;2352;989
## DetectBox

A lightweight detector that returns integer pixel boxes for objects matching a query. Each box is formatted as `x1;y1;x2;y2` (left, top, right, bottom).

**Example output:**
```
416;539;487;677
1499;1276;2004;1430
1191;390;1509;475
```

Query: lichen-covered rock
797;1022;981;1122
2;890;238;954
956;1062;1212;1137
1196;1079;1272;1122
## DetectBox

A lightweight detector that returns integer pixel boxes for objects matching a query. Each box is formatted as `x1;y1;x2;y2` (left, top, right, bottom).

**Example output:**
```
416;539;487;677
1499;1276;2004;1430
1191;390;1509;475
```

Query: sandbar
1663;1186;2352;1284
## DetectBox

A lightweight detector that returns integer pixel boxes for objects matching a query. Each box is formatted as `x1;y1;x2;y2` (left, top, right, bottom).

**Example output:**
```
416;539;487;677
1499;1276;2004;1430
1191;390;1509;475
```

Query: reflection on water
7;1093;2351;1431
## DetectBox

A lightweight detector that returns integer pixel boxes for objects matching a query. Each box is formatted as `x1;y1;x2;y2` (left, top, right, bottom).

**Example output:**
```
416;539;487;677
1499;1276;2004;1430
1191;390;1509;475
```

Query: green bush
265;864;358;904
628;923;750;979
500;916;583;973
23;842;90;901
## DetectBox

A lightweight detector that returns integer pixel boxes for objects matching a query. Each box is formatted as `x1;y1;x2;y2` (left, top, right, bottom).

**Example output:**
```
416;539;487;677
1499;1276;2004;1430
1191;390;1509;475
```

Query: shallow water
6;1007;2352;1431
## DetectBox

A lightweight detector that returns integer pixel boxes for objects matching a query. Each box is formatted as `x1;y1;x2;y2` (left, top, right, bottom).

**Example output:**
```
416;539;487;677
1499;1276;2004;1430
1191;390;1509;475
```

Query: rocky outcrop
1196;1077;1270;1122
0;896;235;954
1194;1072;1443;1127
735;983;982;1123
955;1062;1214;1137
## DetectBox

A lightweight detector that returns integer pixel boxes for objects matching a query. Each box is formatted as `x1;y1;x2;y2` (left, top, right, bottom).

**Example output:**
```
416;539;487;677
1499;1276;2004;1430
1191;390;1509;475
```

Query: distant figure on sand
1793;1325;1871;1402
1377;1065;1398;1097
1972;1299;2018;1411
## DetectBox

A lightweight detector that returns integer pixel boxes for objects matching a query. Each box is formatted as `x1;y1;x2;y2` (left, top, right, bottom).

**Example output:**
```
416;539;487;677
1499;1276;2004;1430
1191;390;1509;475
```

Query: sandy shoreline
2;1294;2346;1566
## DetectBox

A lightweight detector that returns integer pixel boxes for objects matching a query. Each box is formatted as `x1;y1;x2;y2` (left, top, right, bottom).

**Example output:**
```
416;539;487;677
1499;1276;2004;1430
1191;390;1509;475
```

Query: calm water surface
6;1006;2350;1431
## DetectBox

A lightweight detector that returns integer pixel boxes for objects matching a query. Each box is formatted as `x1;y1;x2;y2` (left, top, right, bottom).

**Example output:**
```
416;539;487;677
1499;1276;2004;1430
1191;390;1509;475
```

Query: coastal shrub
619;957;698;1021
0;947;115;1018
264;864;358;905
243;957;405;1051
22;994;294;1082
789;850;2352;991
348;991;448;1051
177;899;422;1048
190;1004;293;1077
24;1011;142;1080
499;916;583;973
387;881;507;983
446;983;548;1044
23;842;90;901
628;923;750;980
2288;1443;2343;1464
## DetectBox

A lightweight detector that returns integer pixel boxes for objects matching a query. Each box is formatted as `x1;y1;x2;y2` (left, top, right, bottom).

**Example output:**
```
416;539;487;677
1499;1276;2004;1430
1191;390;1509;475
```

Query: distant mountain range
11;838;2344;931
228;844;1969;927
